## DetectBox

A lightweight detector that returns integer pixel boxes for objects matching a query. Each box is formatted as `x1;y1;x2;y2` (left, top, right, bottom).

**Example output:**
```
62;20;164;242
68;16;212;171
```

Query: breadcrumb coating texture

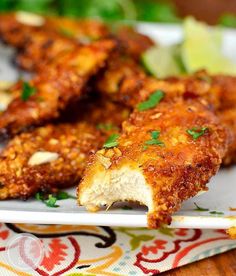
0;39;115;136
78;100;229;228
0;122;105;199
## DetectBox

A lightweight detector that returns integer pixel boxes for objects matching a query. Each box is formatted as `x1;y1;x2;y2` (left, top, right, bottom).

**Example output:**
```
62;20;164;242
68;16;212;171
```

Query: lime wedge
142;45;182;78
181;17;236;75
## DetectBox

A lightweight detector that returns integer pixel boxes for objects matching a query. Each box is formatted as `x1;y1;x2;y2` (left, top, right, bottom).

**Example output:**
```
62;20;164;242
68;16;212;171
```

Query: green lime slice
142;45;182;78
181;17;236;75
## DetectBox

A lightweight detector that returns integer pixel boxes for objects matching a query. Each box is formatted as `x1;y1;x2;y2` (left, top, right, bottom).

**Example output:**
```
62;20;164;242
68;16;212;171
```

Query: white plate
0;23;236;229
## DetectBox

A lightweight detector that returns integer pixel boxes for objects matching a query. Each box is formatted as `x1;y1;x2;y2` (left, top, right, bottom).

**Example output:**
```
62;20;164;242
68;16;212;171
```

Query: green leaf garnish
144;130;164;149
187;127;208;140
45;195;59;208
150;130;160;139
21;82;36;101
137;90;164;111
209;211;224;215
35;192;43;201
194;202;209;212
59;28;74;38
96;123;118;131
56;191;76;200
103;133;119;148
35;191;76;208
197;75;212;84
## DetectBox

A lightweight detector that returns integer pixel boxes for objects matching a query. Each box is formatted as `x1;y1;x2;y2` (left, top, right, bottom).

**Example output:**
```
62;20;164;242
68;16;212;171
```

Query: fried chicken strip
0;96;129;200
97;65;236;165
0;122;103;199
0;39;115;136
78;99;228;228
0;13;109;71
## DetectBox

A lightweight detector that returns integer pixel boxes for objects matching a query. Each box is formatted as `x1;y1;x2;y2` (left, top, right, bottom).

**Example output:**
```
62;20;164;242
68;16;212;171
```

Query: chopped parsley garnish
56;191;77;200
121;205;133;210
187;127;208;140
59;28;74;38
21;82;36;101
45;195;59;208
96;123;118;131
137;90;164;111
197;75;212;84
103;133;119;148
194;202;209;212
144;130;164;149
209;211;224;215
35;191;76;208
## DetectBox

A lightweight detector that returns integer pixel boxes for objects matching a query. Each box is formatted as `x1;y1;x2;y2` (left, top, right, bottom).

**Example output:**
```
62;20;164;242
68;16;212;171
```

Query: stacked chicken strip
0;13;235;228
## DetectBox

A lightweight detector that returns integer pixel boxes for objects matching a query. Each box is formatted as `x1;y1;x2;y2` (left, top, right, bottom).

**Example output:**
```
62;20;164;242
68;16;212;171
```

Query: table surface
163;248;236;275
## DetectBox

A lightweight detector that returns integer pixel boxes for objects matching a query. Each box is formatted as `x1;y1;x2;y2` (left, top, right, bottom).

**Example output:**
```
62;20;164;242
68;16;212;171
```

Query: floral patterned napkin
0;223;235;275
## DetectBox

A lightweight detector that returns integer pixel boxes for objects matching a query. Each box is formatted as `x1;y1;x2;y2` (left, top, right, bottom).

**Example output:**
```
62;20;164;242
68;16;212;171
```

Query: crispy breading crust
0;13;109;71
98;69;236;165
78;100;229;228
0;39;115;136
116;26;155;60
0;97;129;200
95;55;145;97
0;122;105;199
211;75;236;165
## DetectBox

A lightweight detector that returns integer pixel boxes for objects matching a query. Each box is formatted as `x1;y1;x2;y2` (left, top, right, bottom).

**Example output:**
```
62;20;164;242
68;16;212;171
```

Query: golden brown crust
0;122;105;199
211;75;236;165
0;97;128;200
78;99;229;228
98;69;236;165
116;26;155;60
0;13;109;71
0;39;115;136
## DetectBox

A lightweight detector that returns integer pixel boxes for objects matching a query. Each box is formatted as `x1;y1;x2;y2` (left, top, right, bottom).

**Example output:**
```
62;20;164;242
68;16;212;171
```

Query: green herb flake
151;130;160;140
103;133;119;148
144;130;164;149
187;127;208;140
45;194;59;208
209;211;224;215
21;82;36;101
35;192;44;201
194;202;209;212
35;191;76;208
197;75;212;84
121;205;133;210
56;191;76;200
96;123;118;131
59;28;74;38
137;90;164;111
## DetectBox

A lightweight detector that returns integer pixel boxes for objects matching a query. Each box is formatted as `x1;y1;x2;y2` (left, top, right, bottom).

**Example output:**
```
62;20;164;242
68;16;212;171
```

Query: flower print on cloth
0;224;234;275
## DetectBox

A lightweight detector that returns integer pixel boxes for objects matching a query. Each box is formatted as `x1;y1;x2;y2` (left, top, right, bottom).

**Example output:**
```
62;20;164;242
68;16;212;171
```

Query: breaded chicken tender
0;122;104;199
0;39;115;136
0;96;129;200
0;13;109;71
78;99;228;228
98;68;236;165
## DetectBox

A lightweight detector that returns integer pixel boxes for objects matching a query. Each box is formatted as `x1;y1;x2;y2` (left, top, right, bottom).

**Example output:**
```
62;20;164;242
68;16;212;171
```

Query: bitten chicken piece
78;99;228;228
0;39;115;136
0;122;105;199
